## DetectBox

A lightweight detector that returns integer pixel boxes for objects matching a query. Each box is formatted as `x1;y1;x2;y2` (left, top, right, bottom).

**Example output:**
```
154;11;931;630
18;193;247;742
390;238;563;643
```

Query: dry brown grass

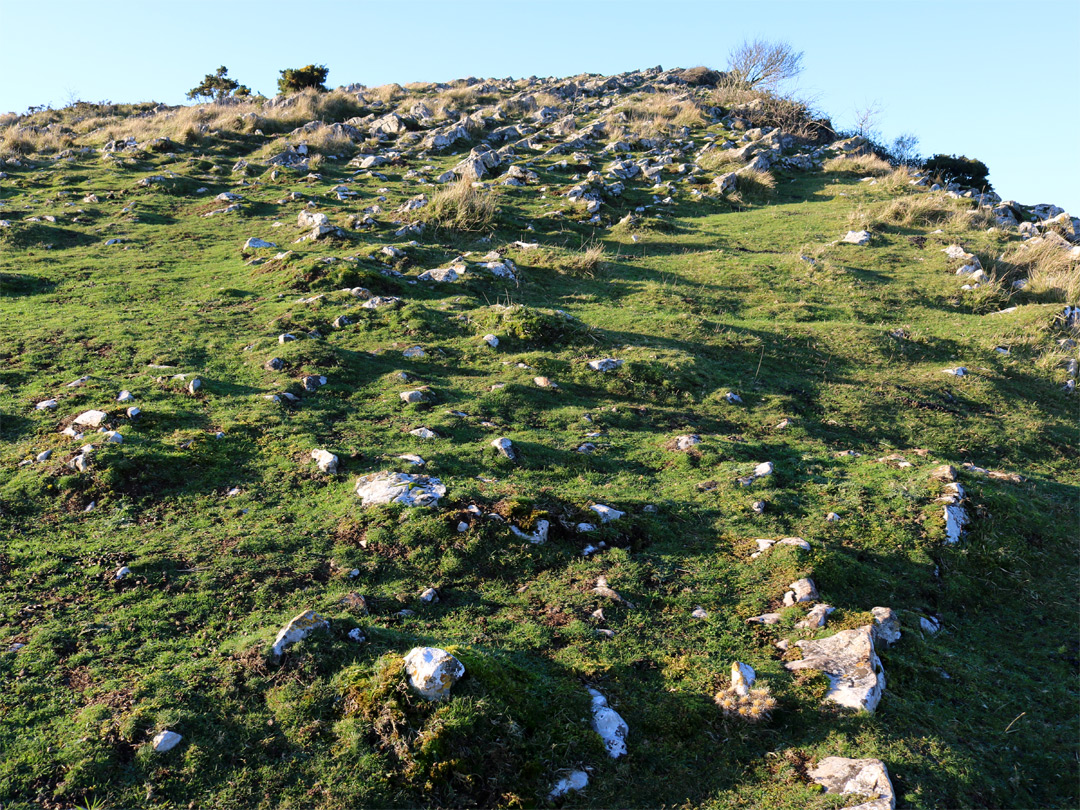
997;241;1080;302
731;168;776;203
367;84;404;105
420;178;497;231
823;152;892;176
608;92;706;141
696;149;742;173
710;82;831;142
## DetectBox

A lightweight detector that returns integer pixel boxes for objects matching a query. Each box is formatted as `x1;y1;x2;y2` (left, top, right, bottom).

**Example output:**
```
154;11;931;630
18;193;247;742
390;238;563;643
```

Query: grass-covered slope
0;70;1077;809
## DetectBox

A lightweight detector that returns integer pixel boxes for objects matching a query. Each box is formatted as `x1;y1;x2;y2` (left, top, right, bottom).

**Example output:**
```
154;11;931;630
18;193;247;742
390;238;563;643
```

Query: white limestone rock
244;237;277;250
674;434;701;451
403;646;464;700
36;399;58;410
808;757;895;810
152;730;182;753
587;687;628;758
785;626;885;712
400;389;426;404
731;661;756;696
549;770;589;800
355;471;446;507
311;449;339;474
587;358;623;372
590;504;624;523
409;427;438;439
482;334;499;347
939;482;967;544
783;578;818;606
491;437;515;459
271;610;330;660
73;410;108;428
842;230;872;245
871;607;901;645
797;603;835;629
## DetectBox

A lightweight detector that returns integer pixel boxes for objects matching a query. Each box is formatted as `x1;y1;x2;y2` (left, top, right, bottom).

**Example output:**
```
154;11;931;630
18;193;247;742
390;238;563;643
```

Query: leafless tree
727;39;804;90
853;100;883;140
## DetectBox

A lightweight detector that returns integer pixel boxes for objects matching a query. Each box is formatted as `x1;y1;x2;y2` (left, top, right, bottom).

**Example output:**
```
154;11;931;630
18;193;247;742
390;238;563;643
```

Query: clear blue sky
2;0;1077;210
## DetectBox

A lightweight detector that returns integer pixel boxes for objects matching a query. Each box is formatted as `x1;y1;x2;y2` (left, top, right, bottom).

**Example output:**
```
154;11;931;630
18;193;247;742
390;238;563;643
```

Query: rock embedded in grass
152;730;182;753
73;410;108;428
871;607;901;645
311;449;338;474
785;626;886;712
587;687;629;758
842;230;872;245
403;646;464;700
355;471;446;507
808;756;895;810
590;503;624;523
587;358;623;372
271;610;330;660
491;437;515;458
783;577;818;605
549;770;589;800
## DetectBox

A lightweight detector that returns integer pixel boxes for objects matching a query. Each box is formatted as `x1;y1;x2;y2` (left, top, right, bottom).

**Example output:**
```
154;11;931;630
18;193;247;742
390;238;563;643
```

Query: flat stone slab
785;625;885;712
808;756;895;810
355;471;446;507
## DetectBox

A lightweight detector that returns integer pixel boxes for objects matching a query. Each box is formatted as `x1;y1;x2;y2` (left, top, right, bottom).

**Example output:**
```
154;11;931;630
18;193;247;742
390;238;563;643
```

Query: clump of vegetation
997;241;1080;302
824;152;893;177
278;64;329;95
714;685;778;723
733;168;777;202
923;153;991;190
186;66;251;101
419;178;497;231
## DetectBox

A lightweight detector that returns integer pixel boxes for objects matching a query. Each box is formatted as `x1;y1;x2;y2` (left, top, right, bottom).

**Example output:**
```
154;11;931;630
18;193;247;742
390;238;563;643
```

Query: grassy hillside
1;69;1077;810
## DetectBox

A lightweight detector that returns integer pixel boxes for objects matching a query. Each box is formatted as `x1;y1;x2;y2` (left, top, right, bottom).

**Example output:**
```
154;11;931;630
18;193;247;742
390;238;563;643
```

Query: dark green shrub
187;66;250;102
923;153;991;190
278;65;329;95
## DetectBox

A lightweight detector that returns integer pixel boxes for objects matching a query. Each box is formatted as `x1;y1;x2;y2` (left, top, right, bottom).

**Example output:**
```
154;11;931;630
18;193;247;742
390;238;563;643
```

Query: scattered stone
674;434;701;451
871;607;901;645
403;646;464;700
409;427;438;439
355;471;446;507
187;378;202;394
549;770;589;800
808;757;895;810
36;399;58;410
311;449;339;474
785;626;885;712
747;613;782;625
152;730;182;753
587;687;628;758
243;237;276;250
403;345;425;358
533;376;558;388
783;578;818;606
797;603;835;629
491;437;515;458
920;615;941;634
938;482;967;544
587;358;623;372
731;661;756;696
590;503;624;522
592;576;633;607
117;390;134;403
115;566;131;579
842;230;872;245
825;511;840;522
400;390;426;404
692;606;709;619
739;461;773;486
482;334;499;347
419;587;439;603
73;410;108;428
271;610;329;659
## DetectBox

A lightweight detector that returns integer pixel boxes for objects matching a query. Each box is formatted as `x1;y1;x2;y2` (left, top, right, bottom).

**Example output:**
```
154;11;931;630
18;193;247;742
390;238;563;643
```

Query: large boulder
785;626;885;712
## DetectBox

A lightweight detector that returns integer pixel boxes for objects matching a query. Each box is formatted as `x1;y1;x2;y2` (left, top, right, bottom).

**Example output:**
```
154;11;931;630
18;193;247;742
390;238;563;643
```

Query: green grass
0;77;1077;810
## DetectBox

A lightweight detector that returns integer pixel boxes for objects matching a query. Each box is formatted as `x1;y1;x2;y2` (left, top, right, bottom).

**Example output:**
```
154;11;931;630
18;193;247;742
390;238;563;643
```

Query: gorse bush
278;64;329;95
